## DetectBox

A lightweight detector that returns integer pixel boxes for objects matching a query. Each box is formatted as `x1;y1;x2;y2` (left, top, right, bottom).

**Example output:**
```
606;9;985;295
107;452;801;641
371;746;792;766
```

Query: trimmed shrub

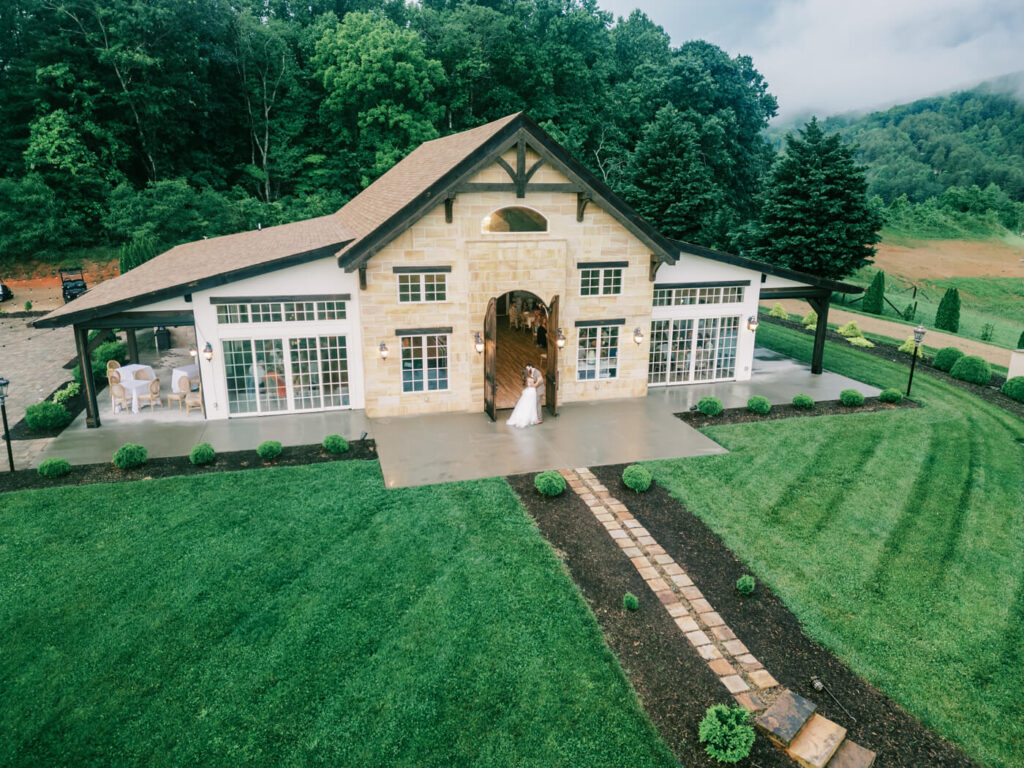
322;434;349;454
840;389;865;407
51;381;80;406
534;470;566;496
801;308;818;328
189;443;216;466
932;346;964;371
769;303;789;319
736;575;756;595
1000;376;1024;402
1018;330;1024;349
698;704;755;764
697;396;724;416
837;321;864;338
257;440;283;459
847;336;875;348
934;287;961;332
897;337;926;358
73;340;128;384
862;270;885;314
25;401;72;431
792;393;814;409
980;322;994;341
902;303;916;321
37;457;71;478
623;592;640;611
24;300;32;311
622;464;653;493
112;443;147;469
879;388;904;404
949;355;992;385
746;395;771;415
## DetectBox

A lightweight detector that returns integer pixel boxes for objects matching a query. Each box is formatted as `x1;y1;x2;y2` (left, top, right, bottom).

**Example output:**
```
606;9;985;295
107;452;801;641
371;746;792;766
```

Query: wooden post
125;328;139;363
74;325;101;428
808;295;830;375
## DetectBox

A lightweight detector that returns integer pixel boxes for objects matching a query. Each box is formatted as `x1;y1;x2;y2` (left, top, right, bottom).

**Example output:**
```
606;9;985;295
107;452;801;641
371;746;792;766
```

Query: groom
527;364;545;424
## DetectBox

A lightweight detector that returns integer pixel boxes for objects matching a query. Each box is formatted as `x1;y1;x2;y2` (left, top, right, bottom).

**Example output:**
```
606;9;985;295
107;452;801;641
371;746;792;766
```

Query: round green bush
24;401;72;431
189;443;216;466
322;434;349;454
112;443;147;469
949;355;992;385
257;440;283;459
792;393;815;409
622;464;653;492
878;388;904;404
698;704;755;764
839;389;865;407
623;592;640;611
736;575;756;595
534;470;566;496
37;457;71;478
73;340;128;384
746;395;771;415
697;396;724;416
932;346;964;372
1000;376;1024;403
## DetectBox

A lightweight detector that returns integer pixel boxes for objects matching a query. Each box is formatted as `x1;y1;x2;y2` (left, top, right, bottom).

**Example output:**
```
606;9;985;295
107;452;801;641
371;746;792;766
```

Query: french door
648;316;739;385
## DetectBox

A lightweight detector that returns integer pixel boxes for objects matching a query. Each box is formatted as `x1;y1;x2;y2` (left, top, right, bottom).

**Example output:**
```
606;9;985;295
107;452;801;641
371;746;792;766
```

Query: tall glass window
648;317;735;384
577;326;619;381
401;334;448;392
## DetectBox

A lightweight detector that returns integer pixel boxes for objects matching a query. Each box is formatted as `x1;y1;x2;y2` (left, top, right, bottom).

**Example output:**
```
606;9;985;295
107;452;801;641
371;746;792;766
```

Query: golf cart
60;268;88;303
0;277;12;303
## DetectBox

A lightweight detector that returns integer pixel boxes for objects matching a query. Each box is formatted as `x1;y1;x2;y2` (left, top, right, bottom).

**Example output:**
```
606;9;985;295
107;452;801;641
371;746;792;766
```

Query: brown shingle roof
35;113;522;328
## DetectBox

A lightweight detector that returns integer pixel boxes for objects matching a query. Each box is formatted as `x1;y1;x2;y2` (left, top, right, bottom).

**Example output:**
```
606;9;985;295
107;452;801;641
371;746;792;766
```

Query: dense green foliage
622;464;652;493
791;393;814;409
698;396;724;416
698;705;755;763
534;470;566;496
932;346;965;372
623;592;640;611
51;382;80;406
257;440;283;459
949;355;991;385
746;395;771;415
934;287;961;332
897;337;926;358
112;443;147;469
862;270;886;314
839;389;865;407
1018;330;1024;349
878;388;904;404
735;575;755;595
36;457;71;478
188;443;216;466
73;340;127;385
322;434;349;454
0;462;676;767
652;322;1024;768
768;303;788;318
24;401;71;431
1001;376;1024;402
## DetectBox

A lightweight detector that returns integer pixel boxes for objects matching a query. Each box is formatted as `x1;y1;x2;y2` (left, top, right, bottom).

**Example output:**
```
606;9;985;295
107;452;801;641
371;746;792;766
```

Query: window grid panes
580;267;623;296
401;334;449;392
648;317;735;385
653;287;698;306
424;273;446;302
253;339;287;412
320;336;350;407
577;326;619;381
215;298;348;324
316;300;346;321
290;337;322;410
284;301;316;322
250;302;282;323
224;340;256;414
722;286;744;303
217;304;249;324
580;269;601;296
398;273;447;303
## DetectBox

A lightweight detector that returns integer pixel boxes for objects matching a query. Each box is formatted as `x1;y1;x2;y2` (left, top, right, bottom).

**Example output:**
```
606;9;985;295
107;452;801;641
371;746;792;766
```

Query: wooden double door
484;294;559;421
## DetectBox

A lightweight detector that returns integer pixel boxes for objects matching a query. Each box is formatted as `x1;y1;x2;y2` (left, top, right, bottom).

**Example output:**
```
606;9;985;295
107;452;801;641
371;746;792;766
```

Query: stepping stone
722;639;748;656
690;598;713;613
675;616;700;633
733;691;768;712
828;739;876;768
666;603;688;617
720;674;750;694
749;669;779;689
697;644;723;660
711;625;736;641
685;630;712;647
786;713;846;768
757;689;817;747
708;658;735;676
700;611;725;627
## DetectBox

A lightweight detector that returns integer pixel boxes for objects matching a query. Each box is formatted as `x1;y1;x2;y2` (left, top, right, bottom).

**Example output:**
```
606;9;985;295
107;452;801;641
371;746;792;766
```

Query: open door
483;297;497;421
545;295;559;417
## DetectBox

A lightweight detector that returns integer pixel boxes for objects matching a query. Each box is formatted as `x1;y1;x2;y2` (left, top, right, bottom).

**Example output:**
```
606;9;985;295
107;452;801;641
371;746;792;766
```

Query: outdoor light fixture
379;342;389;360
633;327;644;345
0;376;8;402
907;324;927;397
556;328;566;349
913;324;926;346
189;345;198;359
747;315;760;332
474;331;484;354
202;342;214;361
0;376;13;472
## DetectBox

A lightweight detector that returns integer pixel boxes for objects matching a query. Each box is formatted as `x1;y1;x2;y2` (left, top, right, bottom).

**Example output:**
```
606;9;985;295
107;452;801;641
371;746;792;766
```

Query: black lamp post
906;325;926;397
0;376;13;472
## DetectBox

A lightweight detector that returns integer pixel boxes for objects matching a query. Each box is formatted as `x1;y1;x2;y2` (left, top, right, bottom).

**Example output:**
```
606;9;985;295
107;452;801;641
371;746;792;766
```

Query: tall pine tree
862;270;886;314
741;118;882;280
935;287;961;332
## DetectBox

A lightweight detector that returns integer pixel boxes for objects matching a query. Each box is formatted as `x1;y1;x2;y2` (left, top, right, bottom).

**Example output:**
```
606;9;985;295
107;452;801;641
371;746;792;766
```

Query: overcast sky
598;0;1024;122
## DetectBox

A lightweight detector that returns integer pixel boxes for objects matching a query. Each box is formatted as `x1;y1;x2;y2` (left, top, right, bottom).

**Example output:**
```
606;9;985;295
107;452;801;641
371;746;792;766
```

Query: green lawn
649;323;1024;768
0;461;676;768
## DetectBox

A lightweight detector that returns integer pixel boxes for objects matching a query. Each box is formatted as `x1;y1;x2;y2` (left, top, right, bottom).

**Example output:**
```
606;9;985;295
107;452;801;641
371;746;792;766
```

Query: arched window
482;207;547;233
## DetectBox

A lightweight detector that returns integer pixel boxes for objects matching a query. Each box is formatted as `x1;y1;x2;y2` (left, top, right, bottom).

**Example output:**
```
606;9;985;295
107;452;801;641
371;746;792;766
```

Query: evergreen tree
741;118;882;280
118;233;160;274
934;287;961;332
862;270;886;314
1017;329;1024;349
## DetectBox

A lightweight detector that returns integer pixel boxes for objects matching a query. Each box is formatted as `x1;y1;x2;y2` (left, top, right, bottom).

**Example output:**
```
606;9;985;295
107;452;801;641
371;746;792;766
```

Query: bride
506;366;539;428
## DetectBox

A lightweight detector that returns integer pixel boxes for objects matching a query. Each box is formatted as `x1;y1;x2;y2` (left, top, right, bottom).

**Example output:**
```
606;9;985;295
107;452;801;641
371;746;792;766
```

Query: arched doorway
483;291;559;421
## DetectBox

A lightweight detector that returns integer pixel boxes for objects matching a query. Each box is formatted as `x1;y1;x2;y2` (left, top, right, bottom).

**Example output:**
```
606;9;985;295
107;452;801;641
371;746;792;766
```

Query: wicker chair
134;368;153;381
166;373;190;410
107;370;121;386
106;360;121;374
110;383;128;413
138;378;162;410
184;380;204;416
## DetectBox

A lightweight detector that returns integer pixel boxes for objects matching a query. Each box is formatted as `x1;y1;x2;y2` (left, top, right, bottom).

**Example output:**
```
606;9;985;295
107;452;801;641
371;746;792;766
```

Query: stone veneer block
690;598;713;614
667;604;688;617
711;625;736;642
675;617;700;633
720;675;750;694
700;611;726;627
647;578;670;592
685;630;712;647
786;714;847;768
749;669;779;689
708;658;735;676
697;644;723;660
680;586;703;600
757;689;817;747
827;740;876;768
722;639;749;656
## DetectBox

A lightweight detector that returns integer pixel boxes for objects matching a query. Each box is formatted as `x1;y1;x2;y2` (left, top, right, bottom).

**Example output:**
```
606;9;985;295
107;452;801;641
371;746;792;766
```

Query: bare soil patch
873;238;1024;279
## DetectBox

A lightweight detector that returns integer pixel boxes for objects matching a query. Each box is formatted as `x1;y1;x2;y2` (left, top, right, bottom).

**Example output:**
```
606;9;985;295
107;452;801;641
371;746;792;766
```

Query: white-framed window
214;297;348;325
398;273;447;303
401;334;449;392
653;287;697;306
580;267;623;297
250;302;282;323
482;206;548;233
577;325;619;380
649;315;738;385
721;285;744;303
653;285;743;306
316;300;346;320
216;303;249;324
283;301;316;322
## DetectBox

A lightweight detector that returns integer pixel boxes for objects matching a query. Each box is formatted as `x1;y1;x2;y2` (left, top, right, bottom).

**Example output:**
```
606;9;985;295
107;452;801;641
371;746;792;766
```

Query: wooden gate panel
546;295;559;417
484;297;497;421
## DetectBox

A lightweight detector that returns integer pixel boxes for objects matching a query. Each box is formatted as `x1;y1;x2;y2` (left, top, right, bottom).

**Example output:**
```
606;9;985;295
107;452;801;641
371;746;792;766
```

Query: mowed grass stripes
0;461;676;768
649;323;1024;768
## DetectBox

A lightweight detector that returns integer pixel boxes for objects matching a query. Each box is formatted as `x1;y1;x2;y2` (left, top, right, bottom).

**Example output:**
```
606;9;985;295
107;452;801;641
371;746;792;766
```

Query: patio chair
134;368;153;380
106;360;121;374
166;373;190;410
110;383;128;413
184;380;204;416
108;370;121;386
138;378;162;410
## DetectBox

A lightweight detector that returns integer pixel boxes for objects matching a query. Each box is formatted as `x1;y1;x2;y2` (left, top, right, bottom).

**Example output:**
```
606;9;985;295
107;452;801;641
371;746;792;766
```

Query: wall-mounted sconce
379;342;389;360
474;332;484;354
188;345;198;359
633;327;644;345
202;342;214;361
747;316;760;332
556;328;566;349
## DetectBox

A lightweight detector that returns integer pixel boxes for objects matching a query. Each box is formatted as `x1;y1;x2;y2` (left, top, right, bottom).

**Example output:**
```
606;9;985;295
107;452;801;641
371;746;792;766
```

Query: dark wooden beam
649;256;661;282
807;295;830;375
444;195;455;224
495;156;515;182
83;311;195;329
524;157;546;182
516;138;527;197
73;325;100;428
454;182;583;194
759;287;832;300
358;266;367;291
576;192;590;222
125;329;139;364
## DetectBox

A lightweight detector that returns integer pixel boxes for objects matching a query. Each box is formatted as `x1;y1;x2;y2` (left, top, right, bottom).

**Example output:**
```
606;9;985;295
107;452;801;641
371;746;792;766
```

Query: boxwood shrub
932;346;964;372
189;443;216;466
534;470;566;496
24;401;72;431
112;443;147;469
847;335;875;348
257;440;283;459
73;340;127;384
792;393;814;409
623;592;640;611
746;395;771;415
1000;376;1024;402
839;389;865;407
697;396;724;416
736;575;756;595
622;464;652;492
322;434;349;454
837;321;863;338
897;337;925;358
949;355;991;385
879;388;904;403
768;303;788;319
37;457;71;478
698;704;755;764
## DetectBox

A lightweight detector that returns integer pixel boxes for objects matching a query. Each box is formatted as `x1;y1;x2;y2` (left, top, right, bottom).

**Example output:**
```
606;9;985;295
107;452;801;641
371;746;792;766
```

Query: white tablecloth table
171;364;199;393
111;364;155;413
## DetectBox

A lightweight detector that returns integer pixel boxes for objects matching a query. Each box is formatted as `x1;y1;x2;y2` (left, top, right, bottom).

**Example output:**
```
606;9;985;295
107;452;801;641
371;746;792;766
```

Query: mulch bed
764;316;1024;418
677;396;920;428
8;379;97;441
1;440;377;493
580;463;978;768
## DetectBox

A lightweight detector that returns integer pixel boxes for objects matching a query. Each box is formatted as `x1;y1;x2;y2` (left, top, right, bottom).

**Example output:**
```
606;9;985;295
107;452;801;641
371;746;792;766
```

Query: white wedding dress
506;386;539;428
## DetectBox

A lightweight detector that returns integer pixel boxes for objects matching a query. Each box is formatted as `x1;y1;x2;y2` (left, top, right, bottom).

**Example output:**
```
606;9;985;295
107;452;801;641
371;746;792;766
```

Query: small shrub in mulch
257;440;283;460
37;458;71;478
839;389;865;407
698;704;755;764
677;396;919;428
113;443;147;469
746;395;771;415
9;379;94;440
736;575;756;595
932;346;965;372
189;443;216;466
322;434;349;454
534;470;566;496
837;321;864;338
24;401;72;432
878;388;904;404
897;337;926;358
847;335;875;348
1001;376;1024;403
622;464;652;493
769;303;789;319
792;393;814;409
622;592;639;611
949;355;992;386
697;396;724;416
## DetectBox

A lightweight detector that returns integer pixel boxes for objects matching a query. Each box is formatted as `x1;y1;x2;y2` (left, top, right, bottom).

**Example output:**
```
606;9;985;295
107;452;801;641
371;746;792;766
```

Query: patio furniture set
106;361;204;416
